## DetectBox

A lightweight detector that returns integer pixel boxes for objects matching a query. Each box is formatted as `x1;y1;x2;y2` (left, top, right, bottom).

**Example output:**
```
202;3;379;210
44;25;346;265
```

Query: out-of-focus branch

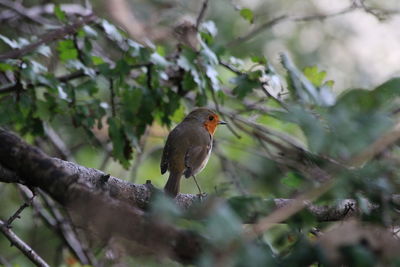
0;0;53;25
0;63;149;95
195;0;209;30
350;121;400;167
227;15;287;47
245;120;400;239
227;0;400;47
40;190;97;265
0;2;92;22
0;220;50;267
18;186;95;266
0;14;96;60
43;124;75;161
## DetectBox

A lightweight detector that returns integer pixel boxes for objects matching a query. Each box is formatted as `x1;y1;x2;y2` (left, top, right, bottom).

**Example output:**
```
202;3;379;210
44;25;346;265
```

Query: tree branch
5;190;35;227
195;0;209;30
0;2;91;22
0;14;96;60
227;0;400;47
0;128;398;262
0;0;53;25
0;220;50;267
0;128;201;264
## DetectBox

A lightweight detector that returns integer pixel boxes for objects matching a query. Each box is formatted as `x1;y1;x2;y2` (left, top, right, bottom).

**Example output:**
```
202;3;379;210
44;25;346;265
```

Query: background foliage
0;0;400;266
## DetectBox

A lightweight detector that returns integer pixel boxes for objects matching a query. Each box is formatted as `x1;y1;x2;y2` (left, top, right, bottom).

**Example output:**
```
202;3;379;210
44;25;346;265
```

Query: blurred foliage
1;0;400;266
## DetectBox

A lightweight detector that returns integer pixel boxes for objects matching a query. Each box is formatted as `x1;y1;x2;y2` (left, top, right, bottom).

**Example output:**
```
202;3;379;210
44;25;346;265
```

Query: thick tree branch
0;128;397;223
0;220;50;267
1;128;399;262
0;128;201;264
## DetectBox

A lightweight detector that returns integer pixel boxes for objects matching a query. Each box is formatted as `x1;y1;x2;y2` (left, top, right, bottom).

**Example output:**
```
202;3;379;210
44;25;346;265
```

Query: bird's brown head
184;108;227;135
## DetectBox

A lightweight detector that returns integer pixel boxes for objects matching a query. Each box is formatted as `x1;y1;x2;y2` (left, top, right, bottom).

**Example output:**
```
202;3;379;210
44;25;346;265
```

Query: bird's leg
192;175;204;199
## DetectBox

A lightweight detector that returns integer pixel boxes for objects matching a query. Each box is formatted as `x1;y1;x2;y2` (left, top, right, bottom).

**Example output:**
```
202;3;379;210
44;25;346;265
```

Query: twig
226;0;400;47
0;255;11;267
0;219;50;267
214;148;248;195
109;78;116;117
350;121;400;167
18;186;94;265
195;0;209;30
5;188;35;227
227;15;287;47
219;60;244;75
245;179;335;239
39;190;96;265
0;14;96;60
146;64;153;90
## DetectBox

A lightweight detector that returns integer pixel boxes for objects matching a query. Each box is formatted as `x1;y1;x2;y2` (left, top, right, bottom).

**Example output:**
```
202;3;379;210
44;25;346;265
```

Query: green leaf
91;56;104;65
57;40;78;62
108;118;132;168
240;8;254;24
149;192;181;223
274;105;326;153
121;88;143;123
281;172;303;188
228;196;275;222
251;55;267;65
204;203;243;246
303;66;326;87
170;104;186;123
0;62;16;71
54;4;67;22
231;72;260;99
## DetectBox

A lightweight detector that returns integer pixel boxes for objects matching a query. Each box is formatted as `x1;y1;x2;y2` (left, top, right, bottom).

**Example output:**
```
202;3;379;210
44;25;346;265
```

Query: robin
160;108;226;197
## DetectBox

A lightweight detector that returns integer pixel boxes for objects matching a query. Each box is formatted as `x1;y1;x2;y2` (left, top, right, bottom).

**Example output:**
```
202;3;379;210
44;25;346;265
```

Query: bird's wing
160;141;169;174
183;145;211;178
160;126;183;174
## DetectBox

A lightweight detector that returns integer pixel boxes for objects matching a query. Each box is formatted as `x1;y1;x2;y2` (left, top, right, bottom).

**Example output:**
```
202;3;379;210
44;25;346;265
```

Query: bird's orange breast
203;114;220;135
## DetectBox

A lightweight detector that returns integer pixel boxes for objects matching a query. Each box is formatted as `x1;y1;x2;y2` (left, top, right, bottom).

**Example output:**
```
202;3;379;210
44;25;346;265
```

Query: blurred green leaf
231;72;260;99
108;117;132;168
227;196;274;222
204;203;242;246
303;66;326;87
281;172;303;188
240;8;254;23
54;4;67;22
57;40;78;62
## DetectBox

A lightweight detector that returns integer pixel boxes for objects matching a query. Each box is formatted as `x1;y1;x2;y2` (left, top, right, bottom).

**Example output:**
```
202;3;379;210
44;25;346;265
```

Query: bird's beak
218;120;227;125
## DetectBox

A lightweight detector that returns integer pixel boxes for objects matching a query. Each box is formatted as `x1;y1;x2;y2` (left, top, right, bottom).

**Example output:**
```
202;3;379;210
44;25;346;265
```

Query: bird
160;108;226;197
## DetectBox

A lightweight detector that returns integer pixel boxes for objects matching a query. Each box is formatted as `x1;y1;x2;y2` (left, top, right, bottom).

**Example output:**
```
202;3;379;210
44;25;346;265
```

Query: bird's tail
164;172;181;197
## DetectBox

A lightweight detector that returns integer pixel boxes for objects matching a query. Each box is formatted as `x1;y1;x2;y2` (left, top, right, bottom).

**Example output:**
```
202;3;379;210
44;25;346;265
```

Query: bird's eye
209;116;214;121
